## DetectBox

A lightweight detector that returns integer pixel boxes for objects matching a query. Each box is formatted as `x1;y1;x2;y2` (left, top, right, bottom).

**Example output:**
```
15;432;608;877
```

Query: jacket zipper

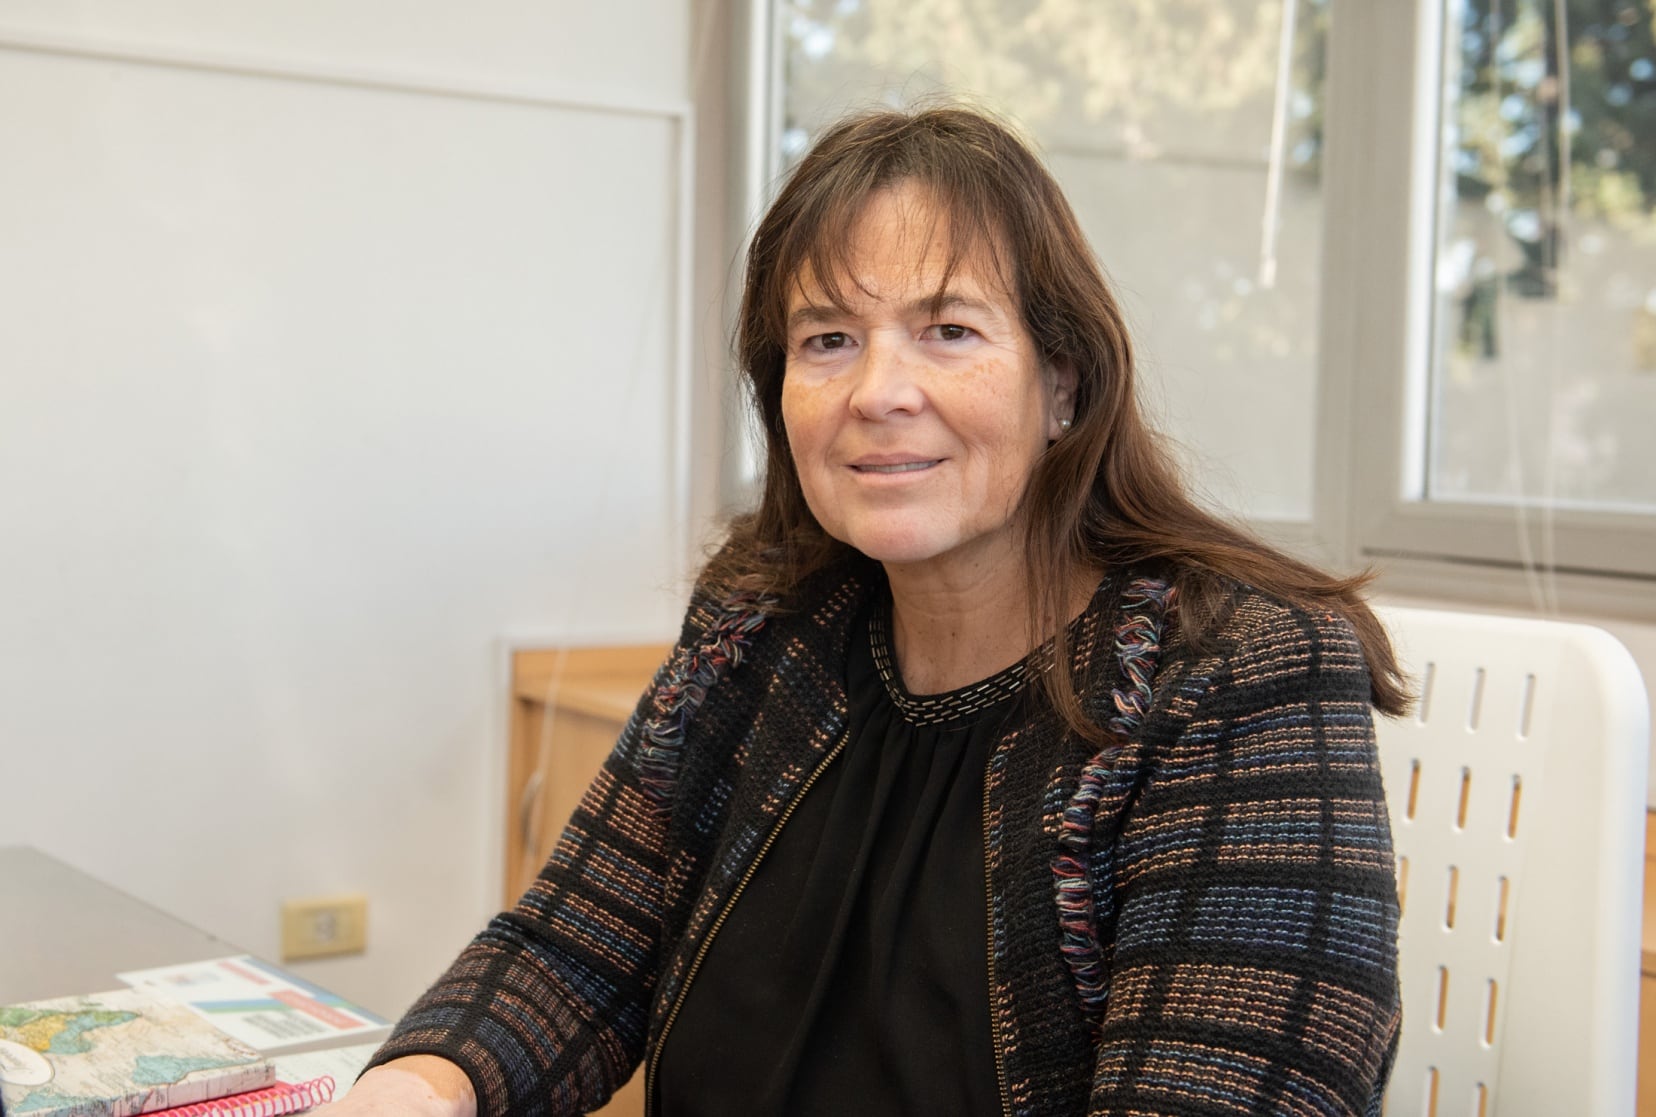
643;730;850;1117
983;759;1013;1117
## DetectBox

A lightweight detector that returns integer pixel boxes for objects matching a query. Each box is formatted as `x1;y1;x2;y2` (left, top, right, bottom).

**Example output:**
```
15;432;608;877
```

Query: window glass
1429;0;1656;512
778;0;1330;522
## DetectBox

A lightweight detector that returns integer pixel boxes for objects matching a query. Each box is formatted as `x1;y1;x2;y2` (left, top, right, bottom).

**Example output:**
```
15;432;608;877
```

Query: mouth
851;460;940;475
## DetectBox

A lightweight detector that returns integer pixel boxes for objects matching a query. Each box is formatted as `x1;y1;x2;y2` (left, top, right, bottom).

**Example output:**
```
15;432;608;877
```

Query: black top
655;600;1024;1117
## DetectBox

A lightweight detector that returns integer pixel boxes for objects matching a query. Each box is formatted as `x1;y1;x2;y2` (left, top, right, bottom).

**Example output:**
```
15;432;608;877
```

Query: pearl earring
1059;418;1072;431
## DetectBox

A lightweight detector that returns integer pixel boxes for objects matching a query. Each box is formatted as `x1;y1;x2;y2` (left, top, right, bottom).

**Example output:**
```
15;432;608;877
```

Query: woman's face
780;182;1073;583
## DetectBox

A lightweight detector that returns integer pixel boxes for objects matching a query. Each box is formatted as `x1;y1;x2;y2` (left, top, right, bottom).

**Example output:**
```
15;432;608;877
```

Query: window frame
1319;0;1656;604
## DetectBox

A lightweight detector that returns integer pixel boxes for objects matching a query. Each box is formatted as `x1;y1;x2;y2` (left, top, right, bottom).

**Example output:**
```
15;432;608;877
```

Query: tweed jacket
370;559;1402;1116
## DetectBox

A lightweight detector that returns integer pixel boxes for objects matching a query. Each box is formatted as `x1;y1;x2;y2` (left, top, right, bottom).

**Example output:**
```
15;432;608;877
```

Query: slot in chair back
1375;606;1648;1116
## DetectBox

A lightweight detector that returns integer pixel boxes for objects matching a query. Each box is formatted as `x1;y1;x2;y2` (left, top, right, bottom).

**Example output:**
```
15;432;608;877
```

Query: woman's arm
355;717;672;1116
309;1056;477;1117
348;578;775;1117
1090;596;1402;1115
350;590;740;1117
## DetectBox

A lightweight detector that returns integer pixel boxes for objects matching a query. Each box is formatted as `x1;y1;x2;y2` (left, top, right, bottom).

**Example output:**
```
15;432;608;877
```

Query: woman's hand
308;1055;478;1117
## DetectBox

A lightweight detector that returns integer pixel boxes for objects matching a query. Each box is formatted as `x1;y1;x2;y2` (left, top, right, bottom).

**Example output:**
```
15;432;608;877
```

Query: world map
0;988;271;1117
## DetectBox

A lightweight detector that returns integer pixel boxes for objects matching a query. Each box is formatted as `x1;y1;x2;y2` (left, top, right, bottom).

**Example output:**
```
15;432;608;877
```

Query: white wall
0;2;693;1015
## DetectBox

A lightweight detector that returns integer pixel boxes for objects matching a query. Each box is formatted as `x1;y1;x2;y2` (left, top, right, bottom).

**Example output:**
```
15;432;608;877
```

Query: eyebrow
786;292;1003;332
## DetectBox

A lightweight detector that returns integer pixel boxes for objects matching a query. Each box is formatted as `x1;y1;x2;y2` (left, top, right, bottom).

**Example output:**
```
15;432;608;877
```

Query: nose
847;335;925;420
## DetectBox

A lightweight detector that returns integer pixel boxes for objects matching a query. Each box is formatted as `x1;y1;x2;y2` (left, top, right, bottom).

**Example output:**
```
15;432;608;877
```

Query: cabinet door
507;646;670;903
1641;812;1656;1116
505;646;669;1117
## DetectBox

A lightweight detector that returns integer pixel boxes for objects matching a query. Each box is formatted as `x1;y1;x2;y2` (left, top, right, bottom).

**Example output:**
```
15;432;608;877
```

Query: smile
852;461;940;474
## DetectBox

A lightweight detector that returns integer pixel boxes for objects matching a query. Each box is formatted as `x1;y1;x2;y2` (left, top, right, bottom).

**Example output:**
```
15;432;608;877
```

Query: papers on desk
271;1042;379;1102
116;956;389;1055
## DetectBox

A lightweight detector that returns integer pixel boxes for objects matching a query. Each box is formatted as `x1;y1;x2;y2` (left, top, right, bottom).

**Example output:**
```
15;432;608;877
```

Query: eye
926;323;975;342
804;331;852;352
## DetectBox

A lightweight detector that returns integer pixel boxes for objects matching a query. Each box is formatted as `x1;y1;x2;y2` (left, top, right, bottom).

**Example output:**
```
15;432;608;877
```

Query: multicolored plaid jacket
369;560;1402;1116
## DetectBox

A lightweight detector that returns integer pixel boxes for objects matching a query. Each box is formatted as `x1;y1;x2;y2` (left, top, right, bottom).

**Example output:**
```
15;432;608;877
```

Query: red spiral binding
149;1075;336;1117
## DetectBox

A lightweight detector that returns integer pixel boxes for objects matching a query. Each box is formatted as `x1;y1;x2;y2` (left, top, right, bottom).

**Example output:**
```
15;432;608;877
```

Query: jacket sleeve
363;605;716;1117
1089;598;1402;1116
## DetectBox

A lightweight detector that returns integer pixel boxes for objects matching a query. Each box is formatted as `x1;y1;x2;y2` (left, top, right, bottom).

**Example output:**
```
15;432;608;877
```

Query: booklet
270;1040;379;1096
116;957;388;1055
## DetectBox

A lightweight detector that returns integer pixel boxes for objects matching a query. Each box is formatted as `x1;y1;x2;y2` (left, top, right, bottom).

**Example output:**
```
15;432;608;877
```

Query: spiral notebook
143;1075;335;1116
0;988;274;1117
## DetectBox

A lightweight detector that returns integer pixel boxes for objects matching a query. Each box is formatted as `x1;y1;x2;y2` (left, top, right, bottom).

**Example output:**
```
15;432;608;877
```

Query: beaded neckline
868;606;1037;727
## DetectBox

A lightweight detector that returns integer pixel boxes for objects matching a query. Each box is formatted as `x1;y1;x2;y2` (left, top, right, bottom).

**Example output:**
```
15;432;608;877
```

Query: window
1430;0;1656;513
1334;0;1656;594
742;0;1656;604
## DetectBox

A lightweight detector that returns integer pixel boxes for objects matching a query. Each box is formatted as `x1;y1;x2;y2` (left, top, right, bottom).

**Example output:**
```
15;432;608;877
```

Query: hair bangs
758;147;1018;364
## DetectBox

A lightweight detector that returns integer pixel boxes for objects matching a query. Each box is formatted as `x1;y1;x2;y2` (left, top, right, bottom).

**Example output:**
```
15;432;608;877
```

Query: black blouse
654;600;1025;1116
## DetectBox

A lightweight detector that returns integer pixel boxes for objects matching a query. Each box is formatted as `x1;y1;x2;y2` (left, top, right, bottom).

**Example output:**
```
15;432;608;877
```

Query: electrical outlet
280;894;368;961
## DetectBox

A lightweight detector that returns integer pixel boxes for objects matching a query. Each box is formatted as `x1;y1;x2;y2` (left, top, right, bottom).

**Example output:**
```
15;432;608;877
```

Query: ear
1044;357;1078;440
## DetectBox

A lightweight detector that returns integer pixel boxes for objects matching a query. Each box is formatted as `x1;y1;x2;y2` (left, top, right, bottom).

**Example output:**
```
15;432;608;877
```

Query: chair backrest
1374;606;1648;1116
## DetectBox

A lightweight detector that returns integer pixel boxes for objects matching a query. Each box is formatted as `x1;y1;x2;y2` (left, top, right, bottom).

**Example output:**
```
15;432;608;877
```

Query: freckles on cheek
780;379;832;454
779;372;806;425
778;380;801;447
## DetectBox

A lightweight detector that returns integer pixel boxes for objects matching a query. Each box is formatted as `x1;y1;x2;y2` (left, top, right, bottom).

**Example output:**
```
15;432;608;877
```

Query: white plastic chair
1375;606;1649;1117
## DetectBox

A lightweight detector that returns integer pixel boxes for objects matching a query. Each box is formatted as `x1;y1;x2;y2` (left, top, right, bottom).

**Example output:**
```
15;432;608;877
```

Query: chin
839;529;955;567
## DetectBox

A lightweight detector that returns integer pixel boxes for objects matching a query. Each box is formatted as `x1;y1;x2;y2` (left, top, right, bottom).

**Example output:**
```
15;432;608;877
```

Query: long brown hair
706;105;1409;736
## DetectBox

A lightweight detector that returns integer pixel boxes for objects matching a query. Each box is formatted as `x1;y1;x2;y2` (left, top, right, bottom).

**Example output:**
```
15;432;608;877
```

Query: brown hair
706;104;1409;736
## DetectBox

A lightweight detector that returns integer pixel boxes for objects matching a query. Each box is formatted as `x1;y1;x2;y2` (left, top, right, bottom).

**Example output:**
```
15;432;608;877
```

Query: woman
324;106;1406;1117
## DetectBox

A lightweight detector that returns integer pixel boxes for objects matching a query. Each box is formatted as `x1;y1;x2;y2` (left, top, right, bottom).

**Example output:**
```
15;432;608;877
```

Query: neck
882;553;1098;695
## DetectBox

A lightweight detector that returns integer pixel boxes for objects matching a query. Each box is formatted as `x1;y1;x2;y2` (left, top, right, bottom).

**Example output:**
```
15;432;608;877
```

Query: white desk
0;845;245;1003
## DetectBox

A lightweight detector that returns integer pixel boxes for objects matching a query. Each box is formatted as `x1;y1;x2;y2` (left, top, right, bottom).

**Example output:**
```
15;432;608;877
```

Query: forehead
784;181;1014;311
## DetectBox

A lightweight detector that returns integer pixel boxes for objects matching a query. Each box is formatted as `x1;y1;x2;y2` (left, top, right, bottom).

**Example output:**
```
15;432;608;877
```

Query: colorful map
0;988;272;1117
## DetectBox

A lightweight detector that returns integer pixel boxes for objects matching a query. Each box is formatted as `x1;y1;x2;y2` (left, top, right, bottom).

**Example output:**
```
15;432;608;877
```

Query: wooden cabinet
506;644;670;905
1643;968;1656;1117
1641;811;1656;1115
506;644;669;1117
